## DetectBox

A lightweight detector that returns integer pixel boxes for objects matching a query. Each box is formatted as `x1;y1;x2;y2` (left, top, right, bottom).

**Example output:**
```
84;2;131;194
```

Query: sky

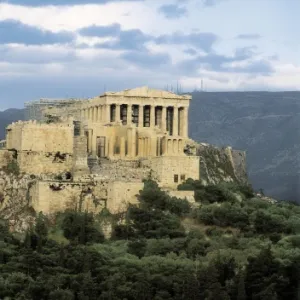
0;0;299;109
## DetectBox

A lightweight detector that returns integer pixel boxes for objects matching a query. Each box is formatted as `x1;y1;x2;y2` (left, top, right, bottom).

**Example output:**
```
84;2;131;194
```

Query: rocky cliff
0;170;36;232
185;139;248;186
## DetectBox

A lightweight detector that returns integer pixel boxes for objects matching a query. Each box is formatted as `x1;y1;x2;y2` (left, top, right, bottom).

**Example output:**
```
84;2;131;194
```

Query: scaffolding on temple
24;98;85;121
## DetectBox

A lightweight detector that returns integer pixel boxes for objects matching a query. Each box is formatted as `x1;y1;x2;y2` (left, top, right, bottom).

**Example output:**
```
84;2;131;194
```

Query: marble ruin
1;87;200;215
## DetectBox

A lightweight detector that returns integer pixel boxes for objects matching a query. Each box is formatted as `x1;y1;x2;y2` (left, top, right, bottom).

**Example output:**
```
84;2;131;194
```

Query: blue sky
0;0;299;109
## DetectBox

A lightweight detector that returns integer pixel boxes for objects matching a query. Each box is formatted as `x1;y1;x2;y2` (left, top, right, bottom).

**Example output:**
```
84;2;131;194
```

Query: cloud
236;33;262;40
177;46;274;75
0;20;74;45
79;23;152;50
184;48;198;55
79;23;121;37
0;44;77;64
155;32;218;53
120;50;171;68
3;0;143;6
203;0;224;7
229;60;274;75
158;4;187;19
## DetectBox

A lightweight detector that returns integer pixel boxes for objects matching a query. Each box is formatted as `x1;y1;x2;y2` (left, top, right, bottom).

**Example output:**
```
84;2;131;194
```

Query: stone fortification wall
6;120;74;153
143;156;200;188
107;181;144;213
30;180;108;215
30;178;144;215
90;159;152;181
163;189;195;203
18;151;73;175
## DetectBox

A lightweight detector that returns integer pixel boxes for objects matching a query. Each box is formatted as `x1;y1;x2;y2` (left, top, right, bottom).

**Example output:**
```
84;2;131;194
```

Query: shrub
4;160;20;176
61;211;104;244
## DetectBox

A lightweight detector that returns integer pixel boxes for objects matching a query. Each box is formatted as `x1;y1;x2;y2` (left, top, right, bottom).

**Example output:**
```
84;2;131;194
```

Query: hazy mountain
0;109;25;140
189;91;300;202
1;91;300;202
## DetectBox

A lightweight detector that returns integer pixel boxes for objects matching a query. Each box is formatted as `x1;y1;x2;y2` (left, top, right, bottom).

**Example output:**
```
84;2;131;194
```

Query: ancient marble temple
77;86;191;160
10;87;199;189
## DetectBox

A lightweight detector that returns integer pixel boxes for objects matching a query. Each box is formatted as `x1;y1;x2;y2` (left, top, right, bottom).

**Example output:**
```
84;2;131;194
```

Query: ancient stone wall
6;120;74;153
90;159;151;181
30;180;108;215
17;151;73;175
30;178;144;215
144;156;200;188
107;181;144;213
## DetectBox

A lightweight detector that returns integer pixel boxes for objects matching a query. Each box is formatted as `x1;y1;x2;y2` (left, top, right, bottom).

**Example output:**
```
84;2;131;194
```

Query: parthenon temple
7;86;200;190
76;87;190;159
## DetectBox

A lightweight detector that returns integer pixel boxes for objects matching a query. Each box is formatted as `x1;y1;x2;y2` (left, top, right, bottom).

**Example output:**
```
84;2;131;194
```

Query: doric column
106;105;111;123
93;107;97;122
90;108;93;121
97;106;101;122
120;137;126;158
138;105;144;127
109;136;115;157
162;137;167;156
151;137;157;156
127;104;132;125
150;105;155;128
173;107;178;136
138;138;143;157
183;107;188;137
88;129;93;154
131;127;137;157
161;106;167;132
127;128;132;158
144;138;148;156
157;137;161;156
116;104;121;122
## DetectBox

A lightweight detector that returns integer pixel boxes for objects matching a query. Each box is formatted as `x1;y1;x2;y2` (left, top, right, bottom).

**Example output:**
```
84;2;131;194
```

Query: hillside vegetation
1;179;300;299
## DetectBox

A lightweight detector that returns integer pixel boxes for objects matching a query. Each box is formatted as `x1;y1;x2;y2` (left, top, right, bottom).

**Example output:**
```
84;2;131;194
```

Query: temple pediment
104;86;191;99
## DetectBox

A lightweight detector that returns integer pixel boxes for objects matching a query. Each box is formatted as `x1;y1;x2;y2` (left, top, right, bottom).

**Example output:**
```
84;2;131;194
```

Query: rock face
198;143;248;185
0;171;36;232
185;139;248;186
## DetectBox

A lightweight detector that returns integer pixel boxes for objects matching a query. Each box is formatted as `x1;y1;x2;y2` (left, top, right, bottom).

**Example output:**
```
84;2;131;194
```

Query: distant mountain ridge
189;91;300;202
1;91;300;202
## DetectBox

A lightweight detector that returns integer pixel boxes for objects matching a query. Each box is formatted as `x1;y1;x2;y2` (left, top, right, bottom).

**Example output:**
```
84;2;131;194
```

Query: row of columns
81;104;188;137
161;137;184;156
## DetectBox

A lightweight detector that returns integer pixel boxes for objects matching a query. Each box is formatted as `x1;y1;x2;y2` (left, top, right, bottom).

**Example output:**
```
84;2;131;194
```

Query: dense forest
1;179;300;299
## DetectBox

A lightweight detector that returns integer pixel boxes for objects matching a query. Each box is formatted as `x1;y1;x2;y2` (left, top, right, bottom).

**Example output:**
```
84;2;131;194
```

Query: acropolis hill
0;87;247;228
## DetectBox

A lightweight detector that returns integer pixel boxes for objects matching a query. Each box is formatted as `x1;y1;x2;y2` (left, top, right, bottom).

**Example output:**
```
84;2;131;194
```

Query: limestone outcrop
185;139;248;185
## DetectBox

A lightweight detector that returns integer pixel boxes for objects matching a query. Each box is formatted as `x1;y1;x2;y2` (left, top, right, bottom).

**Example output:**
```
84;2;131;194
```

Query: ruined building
0;87;200;215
